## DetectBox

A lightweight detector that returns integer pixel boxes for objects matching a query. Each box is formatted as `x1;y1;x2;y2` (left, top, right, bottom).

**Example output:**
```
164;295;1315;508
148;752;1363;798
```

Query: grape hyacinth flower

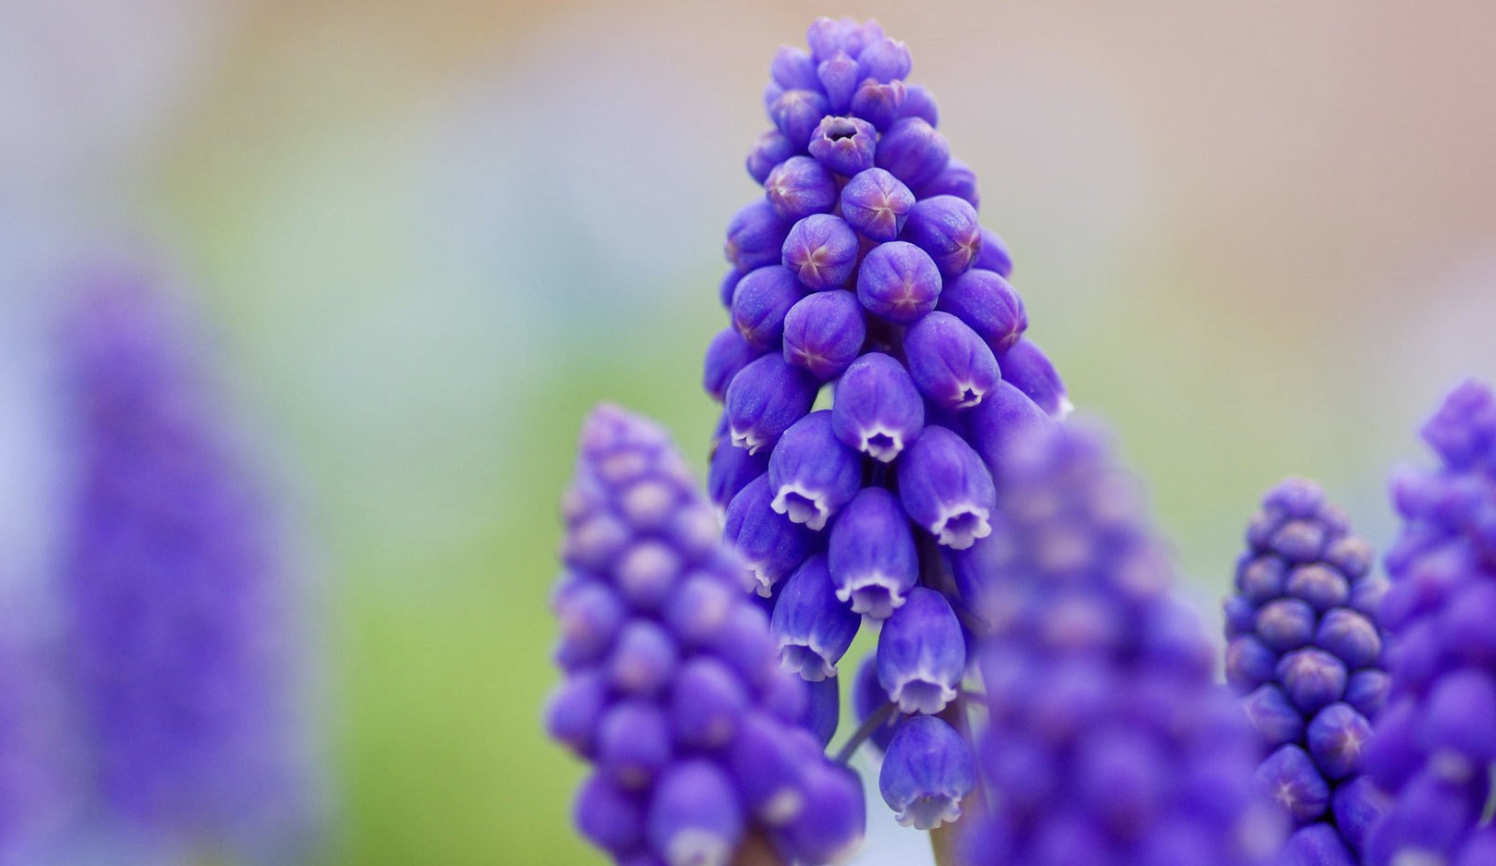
0;624;68;866
1362;380;1496;866
1225;477;1390;863
548;404;863;865
963;422;1283;866
58;273;312;860
700;16;1079;842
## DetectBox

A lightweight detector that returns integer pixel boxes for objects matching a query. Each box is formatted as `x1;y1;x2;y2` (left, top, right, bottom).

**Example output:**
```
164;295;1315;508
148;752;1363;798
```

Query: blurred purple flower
58;272;312;861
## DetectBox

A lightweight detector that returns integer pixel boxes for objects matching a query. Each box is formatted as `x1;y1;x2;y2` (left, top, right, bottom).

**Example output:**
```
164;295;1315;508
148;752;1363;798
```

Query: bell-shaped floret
897;425;995;550
770;554;860;681
877;587;965;714
768;411;863;530
827;487;918;619
724;354;819;455
904;311;1001;410
831;352;925;463
878;715;975;830
782;290;866;381
856;240;942;325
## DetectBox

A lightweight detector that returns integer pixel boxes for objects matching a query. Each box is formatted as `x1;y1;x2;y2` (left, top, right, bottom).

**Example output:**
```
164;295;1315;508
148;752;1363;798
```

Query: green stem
835;700;898;765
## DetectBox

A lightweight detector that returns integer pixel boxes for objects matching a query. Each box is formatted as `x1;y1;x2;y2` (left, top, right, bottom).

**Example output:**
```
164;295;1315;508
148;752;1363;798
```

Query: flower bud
546;669;610;758
904;311;1001;410
609;621;680;697
1422;669;1496;763
724;354;819;455
728;713;805;825
723;474;817;597
731;265;804;351
915;158;978;209
937;268;1026;355
782;214;859;290
770;88;831;150
828;486;918;618
1306;702;1372;781
782;763;865;866
575;773;646;856
1277;648;1348;714
897;425;995;550
782;290;866;380
850;78;905;131
766;155;838;221
831;352;925;462
745;129;796;184
553;578;628;670
1242;683;1304;749
816;51;859;113
840;168;915;242
768;411;862;530
1344;669;1389;719
975;226;1013;277
725;200;790;272
1331;776;1389;855
1281;824;1355;866
875;117;949;187
670;657;750;749
664;575;738;648
857;37;911;83
1256;744;1330;823
998;338;1069;418
1255;598;1317;652
806;17;852;63
965;380;1054;474
877;587;965;714
647;760;743;866
1314;608;1380;669
879;715;974;830
856;240;941;324
598;699;673;791
808;115;877;176
770;45;820;91
770;554;860;681
703;327;761;403
900;83;939;127
904;195;981;276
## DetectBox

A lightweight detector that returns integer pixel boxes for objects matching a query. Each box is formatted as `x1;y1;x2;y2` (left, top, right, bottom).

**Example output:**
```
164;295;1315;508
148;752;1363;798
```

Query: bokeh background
2;1;1495;864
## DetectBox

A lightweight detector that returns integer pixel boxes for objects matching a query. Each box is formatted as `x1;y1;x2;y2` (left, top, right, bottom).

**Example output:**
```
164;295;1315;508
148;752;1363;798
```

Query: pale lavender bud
857;37;911;83
856;240;941;324
647;761;743;866
900;83;939;127
746;129;796;185
850;78;905;131
840;168;915;242
875;117;950;187
766;155;838;221
769;89;831;150
770;46;820;92
782;214;860;290
781;290;866;381
817;52;859;114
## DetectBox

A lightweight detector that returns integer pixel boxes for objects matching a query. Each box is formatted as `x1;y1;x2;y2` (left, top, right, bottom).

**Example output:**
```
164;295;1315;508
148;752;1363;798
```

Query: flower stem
835;699;898;765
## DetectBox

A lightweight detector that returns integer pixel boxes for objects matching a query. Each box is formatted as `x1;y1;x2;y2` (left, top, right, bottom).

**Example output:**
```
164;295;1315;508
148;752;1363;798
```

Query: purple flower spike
553;405;864;863
782;214;860;290
831;352;926;462
731;265;803;352
769;88;831;150
782;290;866;381
937;268;1026;355
897;425;995;550
725;200;790;272
975;226;1014;277
765;155;838;221
554;578;628;669
724;354;819;455
782;763;865;866
916;158;979;209
1225;476;1389;858
997;338;1070;418
857;37;911;83
817;52;859;114
647;761;743;866
768;411;863;530
850;78;906;131
828;486;919;619
877;587;965;714
970;422;1279;865
61;275;310;853
904;195;982;276
904;311;1002;410
722;474;817;597
856;240;942;324
770;45;820;92
702;327;761;403
875;117;950;187
771;555;860;681
808;115;877;176
879;716;974;831
745;129;796;184
840;168;916;242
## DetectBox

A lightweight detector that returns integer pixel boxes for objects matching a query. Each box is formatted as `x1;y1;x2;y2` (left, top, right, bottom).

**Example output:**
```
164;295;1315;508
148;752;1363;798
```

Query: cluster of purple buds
58;275;309;858
961;423;1281;866
547;405;864;866
1224;478;1390;865
1361;380;1496;866
703;15;1069;830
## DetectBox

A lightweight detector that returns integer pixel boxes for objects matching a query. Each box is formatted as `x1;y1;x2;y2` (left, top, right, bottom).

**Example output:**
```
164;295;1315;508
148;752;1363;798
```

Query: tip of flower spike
581;403;671;456
1420;378;1496;468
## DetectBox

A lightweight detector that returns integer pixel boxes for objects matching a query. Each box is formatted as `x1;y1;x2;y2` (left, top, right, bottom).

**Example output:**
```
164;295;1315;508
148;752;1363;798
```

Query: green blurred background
2;1;1494;863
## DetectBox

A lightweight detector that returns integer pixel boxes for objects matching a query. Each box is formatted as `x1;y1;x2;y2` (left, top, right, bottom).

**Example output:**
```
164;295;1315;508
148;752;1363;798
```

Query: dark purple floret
856;240;941;324
781;290;866;381
551;405;865;865
59;274;310;856
875;118;950;188
996;338;1070;418
746;130;796;185
725;200;791;272
703;327;761;402
903;195;982;276
915;158;979;209
724;354;818;455
765;156;838;222
936;269;1027;355
903;311;1002;411
807;116;877;176
840;168;916;242
769;88;832;150
782;214;859;290
1224;476;1388;858
731;265;804;352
